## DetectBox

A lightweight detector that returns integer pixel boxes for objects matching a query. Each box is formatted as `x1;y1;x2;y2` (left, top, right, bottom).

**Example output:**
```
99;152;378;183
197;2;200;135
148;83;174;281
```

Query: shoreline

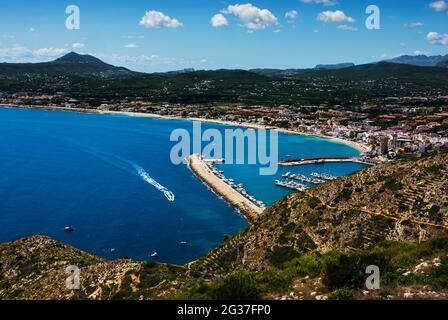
186;154;264;222
0;104;370;154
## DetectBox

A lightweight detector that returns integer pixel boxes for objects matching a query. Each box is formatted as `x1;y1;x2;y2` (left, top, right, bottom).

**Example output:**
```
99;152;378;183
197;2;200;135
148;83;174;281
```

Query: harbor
274;171;338;191
186;154;265;222
278;156;377;167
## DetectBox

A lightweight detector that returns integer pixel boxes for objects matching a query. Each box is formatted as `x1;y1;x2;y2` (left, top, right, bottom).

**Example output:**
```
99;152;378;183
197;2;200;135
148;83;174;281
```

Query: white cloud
317;10;355;23
211;13;229;27
427;31;448;45
139;10;183;28
285;10;298;20
34;48;68;58
0;45;68;62
123;35;145;39
72;43;85;49
0;45;33;61
301;0;338;6
29;27;36;33
404;22;424;28
124;44;139;48
429;1;448;11
337;24;358;31
222;3;278;30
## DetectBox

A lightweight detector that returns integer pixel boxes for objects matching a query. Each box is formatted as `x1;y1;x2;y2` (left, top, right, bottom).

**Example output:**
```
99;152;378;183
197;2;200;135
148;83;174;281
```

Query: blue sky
0;0;447;72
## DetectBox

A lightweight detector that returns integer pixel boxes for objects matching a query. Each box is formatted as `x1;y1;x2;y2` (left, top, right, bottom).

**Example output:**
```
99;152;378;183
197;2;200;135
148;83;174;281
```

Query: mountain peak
54;52;104;64
385;53;448;67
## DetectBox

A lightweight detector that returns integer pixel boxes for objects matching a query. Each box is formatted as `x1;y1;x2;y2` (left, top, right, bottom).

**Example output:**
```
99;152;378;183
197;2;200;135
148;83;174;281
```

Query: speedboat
64;227;75;232
150;252;159;258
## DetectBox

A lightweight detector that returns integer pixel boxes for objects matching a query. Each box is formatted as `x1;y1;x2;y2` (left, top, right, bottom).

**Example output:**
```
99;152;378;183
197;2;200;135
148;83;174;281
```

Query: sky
0;0;447;72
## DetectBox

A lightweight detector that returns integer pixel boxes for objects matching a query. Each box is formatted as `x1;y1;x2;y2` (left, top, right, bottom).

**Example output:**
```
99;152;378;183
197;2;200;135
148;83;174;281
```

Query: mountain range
0;52;447;106
0;51;447;78
314;63;355;70
385;54;448;67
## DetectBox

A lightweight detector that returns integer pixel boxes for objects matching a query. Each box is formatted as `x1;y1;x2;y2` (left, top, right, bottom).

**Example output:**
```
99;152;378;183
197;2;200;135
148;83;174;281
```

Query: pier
278;156;374;167
186;154;264;222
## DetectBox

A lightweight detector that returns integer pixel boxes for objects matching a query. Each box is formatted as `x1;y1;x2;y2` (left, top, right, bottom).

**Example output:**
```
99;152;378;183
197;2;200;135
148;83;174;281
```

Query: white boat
64;226;75;232
275;179;307;191
150;252;159;258
311;172;336;180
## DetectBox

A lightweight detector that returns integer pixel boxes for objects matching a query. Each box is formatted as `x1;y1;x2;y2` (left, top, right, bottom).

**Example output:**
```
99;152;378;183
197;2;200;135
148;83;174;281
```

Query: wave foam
134;166;175;202
74;143;175;202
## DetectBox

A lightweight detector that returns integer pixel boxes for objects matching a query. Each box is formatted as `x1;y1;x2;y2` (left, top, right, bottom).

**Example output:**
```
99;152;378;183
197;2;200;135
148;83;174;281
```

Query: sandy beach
1;104;370;154
186;154;264;222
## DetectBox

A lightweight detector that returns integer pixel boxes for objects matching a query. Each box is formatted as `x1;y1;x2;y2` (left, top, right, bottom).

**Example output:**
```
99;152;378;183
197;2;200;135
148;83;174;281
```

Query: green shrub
428;205;442;222
296;233;317;251
268;246;300;268
384;179;403;191
255;268;292;294
428;256;448;289
328;288;356;300
322;251;390;290
308;197;320;209
213;272;261;300
284;253;323;277
169;279;215;300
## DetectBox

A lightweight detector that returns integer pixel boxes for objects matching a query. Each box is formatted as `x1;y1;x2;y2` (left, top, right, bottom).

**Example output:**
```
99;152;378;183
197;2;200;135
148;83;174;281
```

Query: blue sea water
0;107;366;264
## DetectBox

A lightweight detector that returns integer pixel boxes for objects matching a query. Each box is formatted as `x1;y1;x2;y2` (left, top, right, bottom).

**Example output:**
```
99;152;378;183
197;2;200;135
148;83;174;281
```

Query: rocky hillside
0;236;184;300
196;152;448;274
1;152;448;300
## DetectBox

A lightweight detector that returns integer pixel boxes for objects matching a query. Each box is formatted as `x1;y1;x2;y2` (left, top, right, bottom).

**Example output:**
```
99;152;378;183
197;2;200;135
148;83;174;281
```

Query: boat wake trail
74;144;175;202
133;165;175;202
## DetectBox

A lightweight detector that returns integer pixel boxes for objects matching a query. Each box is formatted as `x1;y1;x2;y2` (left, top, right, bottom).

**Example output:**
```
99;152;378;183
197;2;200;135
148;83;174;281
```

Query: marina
274;171;339;191
187;154;265;222
282;172;325;184
278;156;376;167
311;172;337;181
202;159;266;208
275;180;307;191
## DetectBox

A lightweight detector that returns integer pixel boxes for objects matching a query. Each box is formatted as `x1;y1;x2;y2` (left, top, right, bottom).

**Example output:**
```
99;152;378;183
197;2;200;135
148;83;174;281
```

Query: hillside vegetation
1;53;448;106
1;152;448;300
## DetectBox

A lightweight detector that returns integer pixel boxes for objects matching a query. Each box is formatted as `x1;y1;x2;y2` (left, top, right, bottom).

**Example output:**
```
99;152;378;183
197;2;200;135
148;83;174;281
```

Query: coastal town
2;92;448;164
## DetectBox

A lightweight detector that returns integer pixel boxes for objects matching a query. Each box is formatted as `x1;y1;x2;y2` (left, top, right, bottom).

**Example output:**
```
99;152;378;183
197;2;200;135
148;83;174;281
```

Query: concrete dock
186;154;264;222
